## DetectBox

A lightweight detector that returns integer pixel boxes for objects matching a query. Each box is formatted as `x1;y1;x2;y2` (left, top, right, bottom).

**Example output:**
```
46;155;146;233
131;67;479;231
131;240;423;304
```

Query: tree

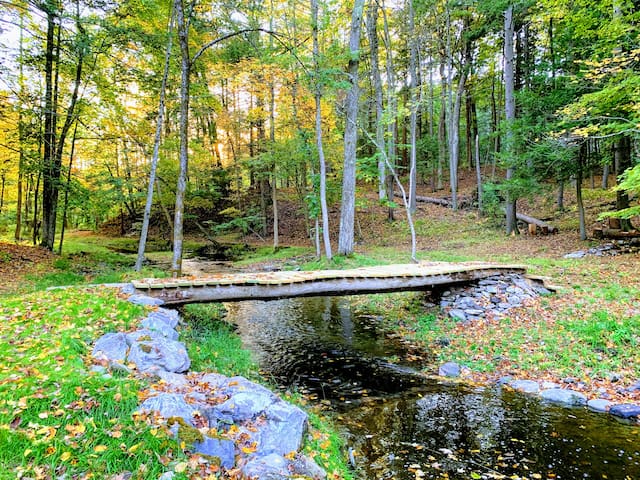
503;4;518;235
337;0;365;256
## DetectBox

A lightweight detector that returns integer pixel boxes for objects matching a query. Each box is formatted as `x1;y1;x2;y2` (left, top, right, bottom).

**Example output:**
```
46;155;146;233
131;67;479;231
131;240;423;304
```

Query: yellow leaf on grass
23;449;32;457
94;445;108;453
174;462;188;473
128;443;142;453
60;451;71;461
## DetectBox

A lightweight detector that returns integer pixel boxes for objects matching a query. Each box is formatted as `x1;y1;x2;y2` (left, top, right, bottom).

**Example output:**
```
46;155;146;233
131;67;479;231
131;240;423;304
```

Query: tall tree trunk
614;136;633;231
366;1;386;201
407;0;418;213
381;2;396;220
577;145;586;240
58;122;78;254
41;7;57;250
504;5;519;235
475;134;483;216
171;0;190;277
437;56;446;191
136;6;174;271
15;12;26;241
338;0;365;256
312;0;332;260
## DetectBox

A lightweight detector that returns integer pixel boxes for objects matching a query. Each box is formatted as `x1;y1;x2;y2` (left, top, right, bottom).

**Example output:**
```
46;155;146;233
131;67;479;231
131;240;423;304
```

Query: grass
0;288;188;480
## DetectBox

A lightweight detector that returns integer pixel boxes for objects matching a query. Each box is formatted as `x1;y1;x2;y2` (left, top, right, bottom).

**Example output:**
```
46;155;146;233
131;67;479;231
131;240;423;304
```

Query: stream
224;296;640;479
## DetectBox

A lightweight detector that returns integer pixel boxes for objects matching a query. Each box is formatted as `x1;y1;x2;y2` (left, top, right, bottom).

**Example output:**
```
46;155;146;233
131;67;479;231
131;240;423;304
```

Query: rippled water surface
225;297;640;479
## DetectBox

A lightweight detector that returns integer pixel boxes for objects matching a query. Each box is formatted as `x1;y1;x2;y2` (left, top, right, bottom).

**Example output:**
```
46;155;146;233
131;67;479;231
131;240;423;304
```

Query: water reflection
224;297;640;479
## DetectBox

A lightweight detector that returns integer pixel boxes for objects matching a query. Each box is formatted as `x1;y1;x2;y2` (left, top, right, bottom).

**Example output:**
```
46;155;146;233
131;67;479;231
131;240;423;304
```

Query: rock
204;408;234;430
92;332;129;365
127;338;190;373
496;376;512;385
242;453;290;479
140;317;179;340
127;294;164;306
609;404;640;419
151;308;180;328
587;399;612;412
509;379;540;394
564;251;586;259
464;309;485;317
215;391;276;421
154;370;190;389
439;362;461;378
541;381;560;390
193;436;235;468
127;328;178;344
455;297;480;310
223;376;277;398
291;454;327;479
201;373;229;389
158;472;174;480
436;337;451;347
625;380;640;392
258;401;308;456
139;393;197;425
539;388;587;406
448;309;467;321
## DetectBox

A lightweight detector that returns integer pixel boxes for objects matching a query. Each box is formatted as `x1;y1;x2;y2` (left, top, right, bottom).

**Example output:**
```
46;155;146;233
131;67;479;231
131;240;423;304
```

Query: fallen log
593;227;640;239
403;193;559;235
516;212;558;235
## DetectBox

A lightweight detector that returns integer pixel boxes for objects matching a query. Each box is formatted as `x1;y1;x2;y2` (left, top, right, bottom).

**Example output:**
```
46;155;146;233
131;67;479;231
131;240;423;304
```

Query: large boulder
215;391;276;422
138;393;197;425
92;332;128;365
139;316;180;340
193;436;235;468
257;401;308;456
438;362;461;378
128;338;190;373
127;294;164;306
242;453;290;479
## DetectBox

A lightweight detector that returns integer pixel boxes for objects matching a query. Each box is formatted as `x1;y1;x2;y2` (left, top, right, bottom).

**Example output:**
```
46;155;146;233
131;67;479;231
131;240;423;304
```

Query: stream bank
91;289;349;479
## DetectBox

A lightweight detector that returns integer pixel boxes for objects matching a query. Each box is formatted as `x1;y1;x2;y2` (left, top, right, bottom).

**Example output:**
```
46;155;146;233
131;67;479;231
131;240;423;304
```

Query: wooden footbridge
131;262;527;305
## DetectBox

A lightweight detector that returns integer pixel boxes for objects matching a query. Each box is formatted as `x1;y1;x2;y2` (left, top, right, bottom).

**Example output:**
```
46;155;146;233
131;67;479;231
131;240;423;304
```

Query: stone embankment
92;291;326;479
436;274;640;423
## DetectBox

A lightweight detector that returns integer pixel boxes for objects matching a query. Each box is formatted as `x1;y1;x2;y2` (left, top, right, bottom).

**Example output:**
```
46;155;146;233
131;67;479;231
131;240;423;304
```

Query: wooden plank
129;262;526;305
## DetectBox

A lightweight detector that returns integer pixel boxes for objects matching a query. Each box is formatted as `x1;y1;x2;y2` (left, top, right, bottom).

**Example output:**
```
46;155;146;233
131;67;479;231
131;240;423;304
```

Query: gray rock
127;294;164;306
215;391;276;421
204;408;234;430
223;376;277;398
455;297;480;310
127;338;190;373
154;370;190;388
258;401;308;456
509;379;540;393
140;317;180;340
496;376;512;385
193;436;235;468
609;404;640;419
625;380;640;392
464;309;485;316
564;251;586;259
127;328;178;344
118;283;136;295
541;381;561;390
152;308;180;328
291;454;327;479
242;453;290;479
438;362;461;378
201;373;229;389
139;393;197;425
539;388;587;406
448;309;467;321
587;399;612;412
92;332;129;364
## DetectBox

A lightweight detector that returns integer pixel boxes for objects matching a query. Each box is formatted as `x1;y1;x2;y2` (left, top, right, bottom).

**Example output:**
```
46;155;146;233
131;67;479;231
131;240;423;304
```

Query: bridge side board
132;267;526;305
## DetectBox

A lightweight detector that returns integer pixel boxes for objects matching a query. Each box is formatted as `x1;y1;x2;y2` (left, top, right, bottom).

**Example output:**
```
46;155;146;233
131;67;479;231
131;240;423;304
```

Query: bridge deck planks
130;262;526;305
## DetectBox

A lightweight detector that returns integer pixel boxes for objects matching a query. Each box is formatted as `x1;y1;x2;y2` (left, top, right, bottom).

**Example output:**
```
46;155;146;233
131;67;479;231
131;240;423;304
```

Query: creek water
224;296;640;479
